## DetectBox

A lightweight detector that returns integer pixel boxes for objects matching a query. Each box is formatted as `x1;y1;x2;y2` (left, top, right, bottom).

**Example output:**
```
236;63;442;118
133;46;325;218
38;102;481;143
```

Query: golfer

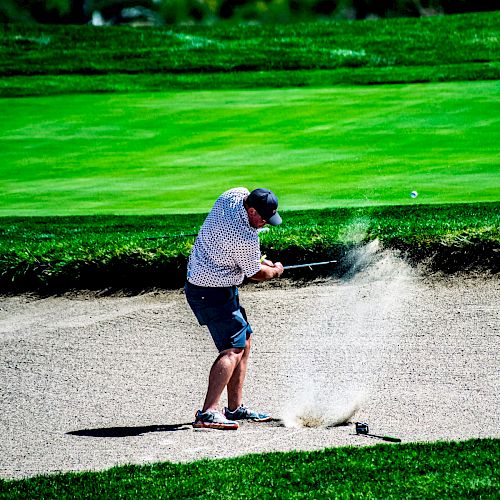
185;187;284;430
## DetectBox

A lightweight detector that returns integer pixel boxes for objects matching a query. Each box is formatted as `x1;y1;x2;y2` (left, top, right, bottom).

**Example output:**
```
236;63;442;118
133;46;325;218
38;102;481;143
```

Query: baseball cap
247;188;282;226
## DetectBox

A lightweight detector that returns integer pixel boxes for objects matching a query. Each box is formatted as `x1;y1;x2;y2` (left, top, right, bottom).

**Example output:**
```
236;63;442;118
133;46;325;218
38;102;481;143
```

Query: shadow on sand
67;418;285;437
67;423;192;438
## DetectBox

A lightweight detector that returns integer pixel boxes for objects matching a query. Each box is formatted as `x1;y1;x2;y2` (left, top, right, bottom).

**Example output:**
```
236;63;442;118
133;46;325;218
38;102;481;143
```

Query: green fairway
1;81;499;216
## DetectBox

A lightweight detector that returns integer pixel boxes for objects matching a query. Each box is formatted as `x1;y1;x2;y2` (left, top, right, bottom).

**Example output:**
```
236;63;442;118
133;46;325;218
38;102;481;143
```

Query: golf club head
355;422;369;435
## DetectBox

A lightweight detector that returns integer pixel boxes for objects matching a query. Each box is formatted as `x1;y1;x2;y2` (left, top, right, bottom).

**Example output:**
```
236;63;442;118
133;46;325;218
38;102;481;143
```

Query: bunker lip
0;242;497;297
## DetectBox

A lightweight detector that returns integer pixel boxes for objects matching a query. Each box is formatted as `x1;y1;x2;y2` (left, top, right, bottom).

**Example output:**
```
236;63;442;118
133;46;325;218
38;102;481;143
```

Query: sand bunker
0;256;498;478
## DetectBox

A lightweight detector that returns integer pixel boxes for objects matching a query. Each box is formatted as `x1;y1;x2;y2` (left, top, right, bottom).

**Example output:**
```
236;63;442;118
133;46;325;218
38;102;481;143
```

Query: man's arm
249;261;284;282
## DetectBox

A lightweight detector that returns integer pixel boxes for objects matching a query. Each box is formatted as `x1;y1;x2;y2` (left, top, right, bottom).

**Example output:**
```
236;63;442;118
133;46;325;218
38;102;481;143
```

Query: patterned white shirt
187;188;262;287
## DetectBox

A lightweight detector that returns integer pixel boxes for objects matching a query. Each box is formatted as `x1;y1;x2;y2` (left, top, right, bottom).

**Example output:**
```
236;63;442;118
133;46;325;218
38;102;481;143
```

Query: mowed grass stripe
1;81;499;216
1;63;500;98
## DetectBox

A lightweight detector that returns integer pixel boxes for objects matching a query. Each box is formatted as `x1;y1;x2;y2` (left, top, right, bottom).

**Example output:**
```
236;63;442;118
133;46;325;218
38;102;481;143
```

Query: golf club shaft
283;260;337;270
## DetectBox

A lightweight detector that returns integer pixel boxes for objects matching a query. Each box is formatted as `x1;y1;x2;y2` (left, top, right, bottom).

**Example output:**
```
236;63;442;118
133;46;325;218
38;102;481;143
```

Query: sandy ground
0;251;499;479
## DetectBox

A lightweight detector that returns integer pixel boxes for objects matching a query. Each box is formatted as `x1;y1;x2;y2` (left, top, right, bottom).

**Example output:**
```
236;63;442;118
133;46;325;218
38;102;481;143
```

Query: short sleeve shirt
187;188;262;287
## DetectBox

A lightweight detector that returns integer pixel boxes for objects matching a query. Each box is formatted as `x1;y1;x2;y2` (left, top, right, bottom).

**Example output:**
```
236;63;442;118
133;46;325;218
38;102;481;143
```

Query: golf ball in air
410;191;418;198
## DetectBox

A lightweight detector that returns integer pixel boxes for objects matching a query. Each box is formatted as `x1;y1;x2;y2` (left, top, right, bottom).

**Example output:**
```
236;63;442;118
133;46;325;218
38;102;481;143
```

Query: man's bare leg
202;348;244;412
226;336;251;411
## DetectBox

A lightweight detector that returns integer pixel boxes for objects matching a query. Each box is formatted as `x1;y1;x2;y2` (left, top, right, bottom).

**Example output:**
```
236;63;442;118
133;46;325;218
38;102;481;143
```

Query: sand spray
281;220;415;428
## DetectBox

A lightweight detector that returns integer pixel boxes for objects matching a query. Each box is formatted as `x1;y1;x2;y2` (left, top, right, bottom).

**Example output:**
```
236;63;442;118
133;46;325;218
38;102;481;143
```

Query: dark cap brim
267;212;282;226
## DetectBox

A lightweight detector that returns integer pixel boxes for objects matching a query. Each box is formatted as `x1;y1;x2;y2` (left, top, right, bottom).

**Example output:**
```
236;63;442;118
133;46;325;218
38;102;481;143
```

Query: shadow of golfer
68;418;285;437
67;423;192;438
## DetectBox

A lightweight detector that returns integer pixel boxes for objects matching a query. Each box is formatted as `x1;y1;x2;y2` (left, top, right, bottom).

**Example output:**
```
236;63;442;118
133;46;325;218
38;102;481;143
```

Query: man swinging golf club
185;187;284;430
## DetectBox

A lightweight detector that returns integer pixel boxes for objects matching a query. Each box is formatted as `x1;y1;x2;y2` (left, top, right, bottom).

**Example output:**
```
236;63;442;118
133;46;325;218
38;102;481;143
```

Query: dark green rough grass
1;63;499;97
0;203;498;293
0;439;498;499
1;11;499;96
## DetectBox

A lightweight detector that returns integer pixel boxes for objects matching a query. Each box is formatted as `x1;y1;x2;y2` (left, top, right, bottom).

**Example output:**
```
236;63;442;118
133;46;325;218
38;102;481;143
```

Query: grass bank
1;203;498;294
0;439;498;498
1;12;499;96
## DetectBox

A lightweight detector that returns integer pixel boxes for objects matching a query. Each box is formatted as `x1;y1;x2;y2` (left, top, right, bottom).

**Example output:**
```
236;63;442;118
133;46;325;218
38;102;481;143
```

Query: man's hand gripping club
250;257;284;281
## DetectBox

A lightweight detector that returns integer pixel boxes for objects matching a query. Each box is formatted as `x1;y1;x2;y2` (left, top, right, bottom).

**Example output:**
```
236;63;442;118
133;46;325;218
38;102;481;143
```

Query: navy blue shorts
184;281;253;352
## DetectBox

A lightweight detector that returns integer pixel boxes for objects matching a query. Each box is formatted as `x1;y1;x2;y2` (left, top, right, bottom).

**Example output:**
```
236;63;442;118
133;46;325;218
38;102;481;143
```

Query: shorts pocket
185;285;236;326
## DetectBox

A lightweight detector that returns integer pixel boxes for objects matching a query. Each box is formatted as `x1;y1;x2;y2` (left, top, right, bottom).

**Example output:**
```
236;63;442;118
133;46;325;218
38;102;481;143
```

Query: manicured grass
1;439;498;498
1;12;499;96
1;203;497;292
1;63;500;98
1;82;499;216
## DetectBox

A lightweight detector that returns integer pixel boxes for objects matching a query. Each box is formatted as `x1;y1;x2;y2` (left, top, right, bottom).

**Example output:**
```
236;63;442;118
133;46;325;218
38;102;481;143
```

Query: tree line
1;0;496;25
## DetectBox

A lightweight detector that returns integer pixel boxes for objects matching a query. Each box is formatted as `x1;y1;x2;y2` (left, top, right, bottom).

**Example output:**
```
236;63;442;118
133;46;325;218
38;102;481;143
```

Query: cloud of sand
280;224;415;428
